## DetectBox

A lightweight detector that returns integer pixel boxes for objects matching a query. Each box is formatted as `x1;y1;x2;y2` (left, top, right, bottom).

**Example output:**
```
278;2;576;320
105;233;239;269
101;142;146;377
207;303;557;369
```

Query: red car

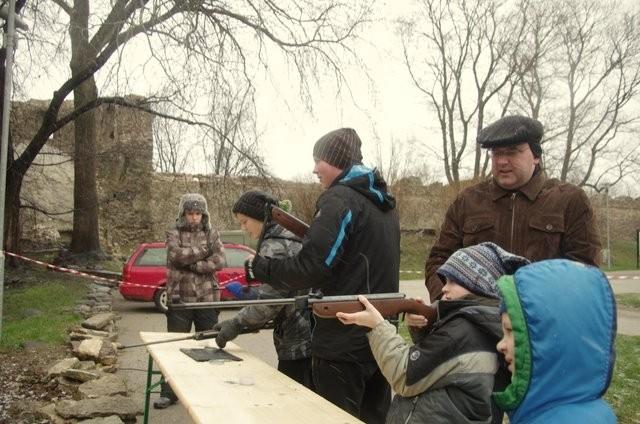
119;242;256;312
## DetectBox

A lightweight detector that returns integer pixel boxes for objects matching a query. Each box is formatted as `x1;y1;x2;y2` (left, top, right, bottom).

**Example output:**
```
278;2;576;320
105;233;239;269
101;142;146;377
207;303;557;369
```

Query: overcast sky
254;10;432;181
15;0;639;195
18;0;436;182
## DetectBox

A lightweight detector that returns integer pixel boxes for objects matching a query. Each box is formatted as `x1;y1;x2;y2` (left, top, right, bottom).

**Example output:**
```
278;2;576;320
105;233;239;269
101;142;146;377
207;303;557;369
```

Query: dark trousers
312;356;391;424
160;307;219;400
278;358;314;391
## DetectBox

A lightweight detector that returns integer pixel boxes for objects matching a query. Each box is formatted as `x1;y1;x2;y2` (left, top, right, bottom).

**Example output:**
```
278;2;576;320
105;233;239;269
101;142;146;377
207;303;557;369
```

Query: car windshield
134;246;250;268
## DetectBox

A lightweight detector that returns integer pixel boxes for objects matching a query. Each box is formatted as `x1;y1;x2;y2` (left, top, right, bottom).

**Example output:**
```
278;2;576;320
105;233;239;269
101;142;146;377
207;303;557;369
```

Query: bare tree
373;135;431;186
152;102;191;174
399;0;528;183
402;0;640;190
5;1;372;257
200;80;265;178
515;0;640;189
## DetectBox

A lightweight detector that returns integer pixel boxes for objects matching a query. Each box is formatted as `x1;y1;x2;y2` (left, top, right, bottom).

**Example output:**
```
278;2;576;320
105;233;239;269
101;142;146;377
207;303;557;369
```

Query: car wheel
153;288;168;313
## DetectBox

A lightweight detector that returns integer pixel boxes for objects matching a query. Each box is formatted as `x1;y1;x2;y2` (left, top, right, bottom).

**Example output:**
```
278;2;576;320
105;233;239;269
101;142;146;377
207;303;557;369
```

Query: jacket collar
436;294;499;319
491;169;546;202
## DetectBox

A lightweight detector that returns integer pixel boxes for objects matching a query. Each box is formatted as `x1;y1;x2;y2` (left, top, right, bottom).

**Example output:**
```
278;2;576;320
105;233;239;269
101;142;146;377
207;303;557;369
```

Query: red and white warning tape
2;251;249;290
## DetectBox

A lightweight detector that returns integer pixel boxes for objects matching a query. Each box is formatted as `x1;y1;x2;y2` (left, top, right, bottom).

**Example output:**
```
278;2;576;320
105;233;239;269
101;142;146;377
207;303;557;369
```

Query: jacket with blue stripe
251;164;401;361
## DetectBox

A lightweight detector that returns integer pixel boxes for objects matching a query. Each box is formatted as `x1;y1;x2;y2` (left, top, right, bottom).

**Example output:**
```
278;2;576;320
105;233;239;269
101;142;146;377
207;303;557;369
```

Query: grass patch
616;294;640;310
1;265;88;350
400;232;434;280
602;239;638;271
606;335;640;424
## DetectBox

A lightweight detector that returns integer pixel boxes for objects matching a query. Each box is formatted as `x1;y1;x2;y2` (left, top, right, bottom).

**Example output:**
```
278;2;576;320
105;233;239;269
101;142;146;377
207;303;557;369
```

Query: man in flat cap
424;115;601;301
245;128;400;423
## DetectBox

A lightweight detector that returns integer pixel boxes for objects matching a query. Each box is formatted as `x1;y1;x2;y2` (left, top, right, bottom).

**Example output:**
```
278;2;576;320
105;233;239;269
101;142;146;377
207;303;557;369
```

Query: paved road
115;271;639;423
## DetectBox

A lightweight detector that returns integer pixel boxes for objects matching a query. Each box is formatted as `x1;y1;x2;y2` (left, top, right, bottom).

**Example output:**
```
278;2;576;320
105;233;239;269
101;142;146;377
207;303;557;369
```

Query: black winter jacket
252;164;400;361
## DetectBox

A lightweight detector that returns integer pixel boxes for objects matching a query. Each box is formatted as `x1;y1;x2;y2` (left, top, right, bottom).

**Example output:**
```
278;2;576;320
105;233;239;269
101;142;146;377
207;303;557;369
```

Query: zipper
510;192;517;251
403;396;420;424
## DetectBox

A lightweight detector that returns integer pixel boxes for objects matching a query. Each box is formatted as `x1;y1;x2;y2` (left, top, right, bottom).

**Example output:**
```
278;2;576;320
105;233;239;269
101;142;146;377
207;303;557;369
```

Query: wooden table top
140;331;362;424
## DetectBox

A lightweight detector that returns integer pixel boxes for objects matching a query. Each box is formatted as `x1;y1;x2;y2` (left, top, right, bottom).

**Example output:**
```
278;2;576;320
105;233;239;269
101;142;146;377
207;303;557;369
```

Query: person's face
313;158;343;190
490;143;539;190
235;212;264;240
497;312;516;375
441;278;472;300
184;210;202;225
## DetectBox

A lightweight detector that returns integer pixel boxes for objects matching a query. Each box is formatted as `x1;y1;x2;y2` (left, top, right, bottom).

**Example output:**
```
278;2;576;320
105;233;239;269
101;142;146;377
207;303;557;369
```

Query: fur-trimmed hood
176;193;211;230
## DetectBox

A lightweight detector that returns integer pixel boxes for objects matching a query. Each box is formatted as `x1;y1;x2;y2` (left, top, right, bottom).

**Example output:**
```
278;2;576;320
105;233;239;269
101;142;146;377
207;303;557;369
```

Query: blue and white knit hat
436;242;530;299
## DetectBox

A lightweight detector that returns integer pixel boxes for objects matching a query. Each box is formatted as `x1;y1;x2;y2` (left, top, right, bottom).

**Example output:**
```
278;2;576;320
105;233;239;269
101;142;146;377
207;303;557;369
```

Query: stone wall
13;99;154;252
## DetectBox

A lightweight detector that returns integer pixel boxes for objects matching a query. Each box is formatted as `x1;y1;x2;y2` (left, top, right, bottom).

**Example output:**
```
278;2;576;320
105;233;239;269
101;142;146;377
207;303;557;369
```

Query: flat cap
477;115;543;148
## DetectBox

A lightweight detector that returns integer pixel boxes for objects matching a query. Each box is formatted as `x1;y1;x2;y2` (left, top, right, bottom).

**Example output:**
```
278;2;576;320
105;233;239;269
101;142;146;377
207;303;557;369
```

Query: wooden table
140;331;362;424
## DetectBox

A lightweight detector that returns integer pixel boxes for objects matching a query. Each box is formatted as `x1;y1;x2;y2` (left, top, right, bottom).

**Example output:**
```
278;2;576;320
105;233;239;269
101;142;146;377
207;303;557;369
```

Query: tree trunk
69;0;103;258
5;165;22;259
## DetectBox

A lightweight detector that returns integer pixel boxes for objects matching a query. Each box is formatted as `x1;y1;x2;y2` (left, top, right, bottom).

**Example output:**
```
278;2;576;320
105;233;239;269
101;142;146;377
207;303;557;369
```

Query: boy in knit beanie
337;242;529;424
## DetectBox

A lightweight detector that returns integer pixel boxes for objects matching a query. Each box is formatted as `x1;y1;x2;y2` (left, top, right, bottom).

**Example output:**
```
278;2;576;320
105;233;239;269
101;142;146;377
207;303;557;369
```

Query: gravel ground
0;345;74;423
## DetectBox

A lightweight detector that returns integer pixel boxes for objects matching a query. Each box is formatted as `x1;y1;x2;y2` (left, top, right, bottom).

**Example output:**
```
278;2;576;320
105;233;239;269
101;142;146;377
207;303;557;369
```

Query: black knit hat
313;128;363;169
477;115;544;158
232;190;278;221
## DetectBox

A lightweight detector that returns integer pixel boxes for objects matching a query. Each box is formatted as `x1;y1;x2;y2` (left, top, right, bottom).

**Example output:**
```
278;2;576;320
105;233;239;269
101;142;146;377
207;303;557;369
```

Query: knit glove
213;319;243;349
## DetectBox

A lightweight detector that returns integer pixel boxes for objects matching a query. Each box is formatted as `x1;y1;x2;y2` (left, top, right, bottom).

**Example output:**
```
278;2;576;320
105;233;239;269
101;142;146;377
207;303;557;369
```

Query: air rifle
270;205;309;239
170;292;437;323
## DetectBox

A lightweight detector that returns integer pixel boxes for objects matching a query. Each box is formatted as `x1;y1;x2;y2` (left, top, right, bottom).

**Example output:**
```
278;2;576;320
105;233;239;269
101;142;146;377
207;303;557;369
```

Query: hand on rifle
405;297;429;328
336;295;384;329
213;318;243;348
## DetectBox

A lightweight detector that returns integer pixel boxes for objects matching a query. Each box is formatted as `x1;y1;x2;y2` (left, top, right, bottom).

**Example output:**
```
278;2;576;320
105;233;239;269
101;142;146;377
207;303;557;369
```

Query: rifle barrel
172;298;298;310
170;293;407;310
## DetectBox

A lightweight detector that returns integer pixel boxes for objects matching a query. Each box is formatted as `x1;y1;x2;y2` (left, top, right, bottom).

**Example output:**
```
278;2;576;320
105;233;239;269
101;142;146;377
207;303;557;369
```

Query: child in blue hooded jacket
495;259;617;423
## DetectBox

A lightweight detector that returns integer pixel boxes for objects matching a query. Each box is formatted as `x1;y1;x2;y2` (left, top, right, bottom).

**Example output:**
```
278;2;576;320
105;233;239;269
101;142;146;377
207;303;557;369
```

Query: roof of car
137;241;254;253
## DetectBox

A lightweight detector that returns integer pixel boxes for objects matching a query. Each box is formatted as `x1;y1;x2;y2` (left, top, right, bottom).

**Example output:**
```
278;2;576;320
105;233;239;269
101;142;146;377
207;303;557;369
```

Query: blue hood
494;260;616;423
337;164;396;212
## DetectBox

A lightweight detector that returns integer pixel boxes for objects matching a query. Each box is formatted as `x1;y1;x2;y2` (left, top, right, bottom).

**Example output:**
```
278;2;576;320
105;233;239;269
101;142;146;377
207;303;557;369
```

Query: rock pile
74;283;115;318
35;300;142;423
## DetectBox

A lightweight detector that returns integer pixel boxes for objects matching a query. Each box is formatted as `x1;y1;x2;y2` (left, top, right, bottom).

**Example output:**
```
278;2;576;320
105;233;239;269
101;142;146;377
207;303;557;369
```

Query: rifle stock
270;205;310;238
312;298;436;323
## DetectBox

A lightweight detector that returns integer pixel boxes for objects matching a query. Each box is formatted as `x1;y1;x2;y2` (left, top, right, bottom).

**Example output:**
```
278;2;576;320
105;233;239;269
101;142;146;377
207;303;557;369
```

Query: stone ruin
12;98;154;254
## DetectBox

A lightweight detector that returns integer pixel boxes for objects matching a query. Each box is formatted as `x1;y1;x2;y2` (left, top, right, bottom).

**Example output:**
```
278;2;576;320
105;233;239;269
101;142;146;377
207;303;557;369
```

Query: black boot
153;396;176;409
154;380;178;409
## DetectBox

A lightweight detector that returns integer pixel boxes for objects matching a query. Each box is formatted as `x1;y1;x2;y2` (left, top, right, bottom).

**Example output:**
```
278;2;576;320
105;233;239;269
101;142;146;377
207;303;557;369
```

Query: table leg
143;354;164;424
